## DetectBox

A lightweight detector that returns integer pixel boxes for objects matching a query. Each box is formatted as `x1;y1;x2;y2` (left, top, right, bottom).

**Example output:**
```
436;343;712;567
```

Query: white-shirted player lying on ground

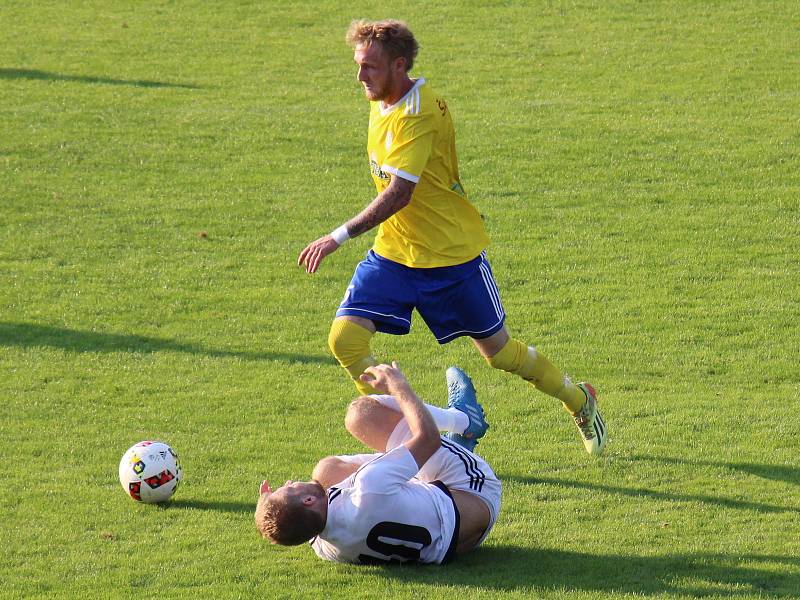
254;362;502;564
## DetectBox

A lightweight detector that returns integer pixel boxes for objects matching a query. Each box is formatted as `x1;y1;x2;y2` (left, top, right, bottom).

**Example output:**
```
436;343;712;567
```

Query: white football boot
573;383;607;455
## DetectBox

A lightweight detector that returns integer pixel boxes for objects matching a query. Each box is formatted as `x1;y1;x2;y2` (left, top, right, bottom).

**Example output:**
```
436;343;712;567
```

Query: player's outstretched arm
297;175;415;274
360;361;440;468
344;175;415;239
297;234;340;274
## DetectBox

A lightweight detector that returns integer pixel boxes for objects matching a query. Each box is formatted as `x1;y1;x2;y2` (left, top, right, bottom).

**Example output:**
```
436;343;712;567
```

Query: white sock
370;394;469;434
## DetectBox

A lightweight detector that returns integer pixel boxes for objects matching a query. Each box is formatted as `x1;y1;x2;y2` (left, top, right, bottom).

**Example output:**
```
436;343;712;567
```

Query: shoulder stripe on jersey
328;488;343;504
380;77;426;116
404;87;421;115
440;438;486;492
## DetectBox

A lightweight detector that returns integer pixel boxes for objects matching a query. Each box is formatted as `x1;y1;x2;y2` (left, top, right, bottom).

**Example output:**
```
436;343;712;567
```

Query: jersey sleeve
381;114;435;184
352;445;419;495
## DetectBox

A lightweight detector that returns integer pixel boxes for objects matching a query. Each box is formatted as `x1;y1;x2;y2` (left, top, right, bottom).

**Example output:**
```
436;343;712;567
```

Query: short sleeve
353;445;419;495
381;115;434;184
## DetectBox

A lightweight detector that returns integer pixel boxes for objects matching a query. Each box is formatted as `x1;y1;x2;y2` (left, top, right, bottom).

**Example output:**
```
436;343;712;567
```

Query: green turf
1;1;798;598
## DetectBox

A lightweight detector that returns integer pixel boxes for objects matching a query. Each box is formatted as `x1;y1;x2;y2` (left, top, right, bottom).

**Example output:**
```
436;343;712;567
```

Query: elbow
388;176;415;210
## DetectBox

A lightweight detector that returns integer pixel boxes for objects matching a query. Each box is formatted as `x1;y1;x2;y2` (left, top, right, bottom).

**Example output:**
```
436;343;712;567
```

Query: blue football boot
444;367;489;452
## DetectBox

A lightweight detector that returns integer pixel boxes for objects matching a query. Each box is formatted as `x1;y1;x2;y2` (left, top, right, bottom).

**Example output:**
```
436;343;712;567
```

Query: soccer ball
119;441;183;503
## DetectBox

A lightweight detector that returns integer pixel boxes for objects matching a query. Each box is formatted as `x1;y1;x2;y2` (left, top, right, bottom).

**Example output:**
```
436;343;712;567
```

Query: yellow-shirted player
298;19;607;455
366;76;488;268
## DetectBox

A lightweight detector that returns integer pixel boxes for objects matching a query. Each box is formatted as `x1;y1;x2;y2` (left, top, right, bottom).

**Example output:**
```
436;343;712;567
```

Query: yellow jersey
366;77;489;268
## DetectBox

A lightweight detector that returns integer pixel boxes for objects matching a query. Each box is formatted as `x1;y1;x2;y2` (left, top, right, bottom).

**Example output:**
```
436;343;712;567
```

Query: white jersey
311;445;457;565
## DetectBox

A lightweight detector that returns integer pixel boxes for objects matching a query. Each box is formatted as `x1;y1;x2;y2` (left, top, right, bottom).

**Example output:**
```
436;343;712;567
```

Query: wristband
330;224;350;245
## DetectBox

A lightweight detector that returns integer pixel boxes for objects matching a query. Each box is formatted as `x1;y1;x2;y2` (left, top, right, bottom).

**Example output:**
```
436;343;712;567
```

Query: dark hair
346;19;419;71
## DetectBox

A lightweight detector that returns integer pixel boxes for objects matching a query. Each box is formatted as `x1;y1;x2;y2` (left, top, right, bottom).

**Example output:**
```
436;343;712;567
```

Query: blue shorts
336;250;506;344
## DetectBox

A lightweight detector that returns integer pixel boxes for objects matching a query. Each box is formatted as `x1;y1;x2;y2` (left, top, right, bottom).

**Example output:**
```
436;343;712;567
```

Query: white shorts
387;423;502;545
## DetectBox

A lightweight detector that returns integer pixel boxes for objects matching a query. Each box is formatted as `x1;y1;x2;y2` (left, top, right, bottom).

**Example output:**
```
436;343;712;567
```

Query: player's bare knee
345;395;378;434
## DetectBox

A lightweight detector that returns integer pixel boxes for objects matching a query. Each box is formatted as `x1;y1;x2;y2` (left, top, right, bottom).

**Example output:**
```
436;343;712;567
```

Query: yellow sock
328;318;379;395
487;338;586;413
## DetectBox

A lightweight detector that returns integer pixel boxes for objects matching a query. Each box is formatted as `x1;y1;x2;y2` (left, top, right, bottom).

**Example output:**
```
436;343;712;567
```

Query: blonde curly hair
346;19;419;71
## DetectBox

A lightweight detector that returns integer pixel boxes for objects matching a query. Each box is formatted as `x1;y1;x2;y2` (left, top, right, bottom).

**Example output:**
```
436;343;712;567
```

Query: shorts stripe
441;438;486;492
478;263;503;319
451;440;485;493
478;253;504;318
440;439;476;490
336;307;411;325
435;317;505;343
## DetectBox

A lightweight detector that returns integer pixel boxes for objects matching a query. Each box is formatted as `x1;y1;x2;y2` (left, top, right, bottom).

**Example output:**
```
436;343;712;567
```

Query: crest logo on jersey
370;159;389;180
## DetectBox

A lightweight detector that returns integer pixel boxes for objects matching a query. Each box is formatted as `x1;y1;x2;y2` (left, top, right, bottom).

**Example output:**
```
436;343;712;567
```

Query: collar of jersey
379;77;426;116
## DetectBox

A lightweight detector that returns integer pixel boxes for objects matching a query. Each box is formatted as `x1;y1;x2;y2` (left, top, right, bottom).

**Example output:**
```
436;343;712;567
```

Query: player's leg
474;326;586;411
417;439;502;554
417;252;606;454
329;251;416;395
474;327;606;454
344;394;472;452
367;394;472;436
344;396;403;451
450;487;492;555
328;316;379;395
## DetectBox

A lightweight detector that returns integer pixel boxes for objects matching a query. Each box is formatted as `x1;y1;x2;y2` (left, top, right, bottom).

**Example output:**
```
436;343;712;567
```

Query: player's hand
298;235;340;274
259;480;272;495
360;361;410;394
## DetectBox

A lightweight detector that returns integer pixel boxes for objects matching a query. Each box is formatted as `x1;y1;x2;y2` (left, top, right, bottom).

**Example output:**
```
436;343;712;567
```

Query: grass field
2;1;799;598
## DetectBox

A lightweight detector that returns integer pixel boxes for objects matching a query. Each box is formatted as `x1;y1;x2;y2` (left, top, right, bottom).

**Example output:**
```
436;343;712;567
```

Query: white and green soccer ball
119;441;183;503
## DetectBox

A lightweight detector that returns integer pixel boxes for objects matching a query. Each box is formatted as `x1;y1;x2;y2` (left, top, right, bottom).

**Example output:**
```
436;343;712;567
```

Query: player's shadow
0;68;202;89
503;474;797;514
162;499;253;514
372;547;798;597
0;321;331;364
630;453;800;487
